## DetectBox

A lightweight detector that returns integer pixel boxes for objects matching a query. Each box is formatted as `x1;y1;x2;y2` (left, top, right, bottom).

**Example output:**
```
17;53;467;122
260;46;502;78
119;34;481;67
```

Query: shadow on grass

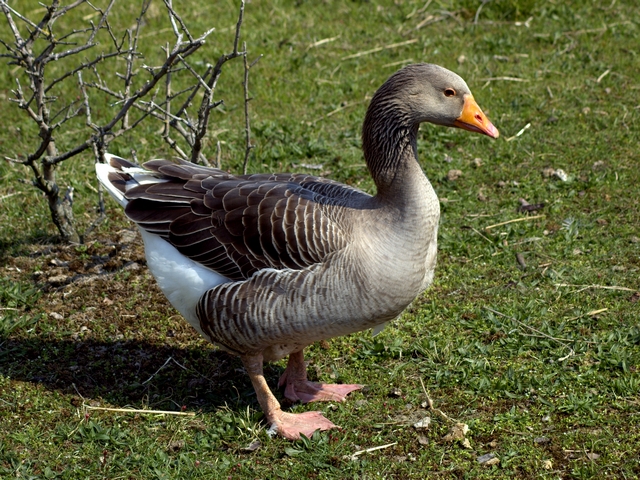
0;336;281;414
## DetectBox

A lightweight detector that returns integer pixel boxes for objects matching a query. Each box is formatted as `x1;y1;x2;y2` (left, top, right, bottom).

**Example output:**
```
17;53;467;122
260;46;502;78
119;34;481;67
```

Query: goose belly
138;229;230;337
197;253;423;361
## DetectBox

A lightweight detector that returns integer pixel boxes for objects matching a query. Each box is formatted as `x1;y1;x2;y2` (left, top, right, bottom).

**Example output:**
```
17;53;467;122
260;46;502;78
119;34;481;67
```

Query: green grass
1;0;639;478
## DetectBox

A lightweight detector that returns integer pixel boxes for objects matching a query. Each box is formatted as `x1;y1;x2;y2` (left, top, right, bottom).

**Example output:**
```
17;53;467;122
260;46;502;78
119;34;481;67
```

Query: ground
1;0;640;478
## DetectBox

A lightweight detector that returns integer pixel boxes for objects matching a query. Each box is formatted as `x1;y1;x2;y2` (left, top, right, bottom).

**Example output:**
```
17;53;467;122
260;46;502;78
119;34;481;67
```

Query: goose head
365;63;499;139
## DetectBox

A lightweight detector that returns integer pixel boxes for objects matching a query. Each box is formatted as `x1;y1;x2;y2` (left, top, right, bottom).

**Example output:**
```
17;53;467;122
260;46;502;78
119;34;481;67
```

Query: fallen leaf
242;439;262;453
443;422;468;442
167;440;184;453
447;169;462;181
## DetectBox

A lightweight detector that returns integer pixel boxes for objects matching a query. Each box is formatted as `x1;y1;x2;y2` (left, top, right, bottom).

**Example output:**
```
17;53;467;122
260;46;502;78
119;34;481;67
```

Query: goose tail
95;153;166;208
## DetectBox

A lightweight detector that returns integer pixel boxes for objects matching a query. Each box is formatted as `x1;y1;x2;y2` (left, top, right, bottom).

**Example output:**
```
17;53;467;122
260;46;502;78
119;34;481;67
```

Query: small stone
457;55;466;65
477;453;498;465
596;218;608;225
543;459;553;470
117;229;138;244
444;154;453;163
417;435;429;446
542;415;551;422
473;157;483;168
592;161;606;171
586;452;600;460
123;262;141;271
49;312;64;320
542;167;556;178
582;107;591;115
477;191;487;202
488;440;498;448
630;236;639;244
390;388;402;398
413;417;431;429
47;274;68;286
553;169;568;181
534;436;550;444
461;438;472;449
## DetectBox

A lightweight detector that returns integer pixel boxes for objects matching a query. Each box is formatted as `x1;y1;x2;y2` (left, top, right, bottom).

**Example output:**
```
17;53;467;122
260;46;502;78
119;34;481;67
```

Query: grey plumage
96;63;498;439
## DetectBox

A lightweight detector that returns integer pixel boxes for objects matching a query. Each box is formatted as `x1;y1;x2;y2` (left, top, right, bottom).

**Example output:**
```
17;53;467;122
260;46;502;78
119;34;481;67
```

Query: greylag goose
96;63;498;440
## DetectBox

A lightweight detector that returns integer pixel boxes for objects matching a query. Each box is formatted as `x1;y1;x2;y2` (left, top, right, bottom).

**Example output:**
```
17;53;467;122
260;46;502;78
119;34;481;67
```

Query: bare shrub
0;0;257;242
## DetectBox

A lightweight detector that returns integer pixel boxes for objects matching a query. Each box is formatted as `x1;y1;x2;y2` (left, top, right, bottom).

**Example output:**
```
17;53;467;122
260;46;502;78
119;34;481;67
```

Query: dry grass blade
341;39;418;61
84;405;196;416
484;214;545;230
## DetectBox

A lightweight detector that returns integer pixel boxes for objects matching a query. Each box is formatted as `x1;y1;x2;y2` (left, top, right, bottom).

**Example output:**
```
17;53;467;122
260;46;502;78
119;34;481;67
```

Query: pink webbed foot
279;350;363;404
269;410;338;440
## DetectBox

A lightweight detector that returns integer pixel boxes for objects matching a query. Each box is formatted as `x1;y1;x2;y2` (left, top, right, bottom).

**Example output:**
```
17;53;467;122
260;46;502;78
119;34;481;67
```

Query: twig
485;307;575;361
0;192;21;202
566;308;608;322
190;0;246;164
484;214;545;230
506;122;531;142
474;0;491;24
470;227;494;244
554;284;635;293
418;377;457;423
306;36;339;50
342;39;418;60
349;442;397;459
84;405;195;416
596;69;610;83
242;45;261;175
215;140;222;169
142;356;187;385
481;76;529;82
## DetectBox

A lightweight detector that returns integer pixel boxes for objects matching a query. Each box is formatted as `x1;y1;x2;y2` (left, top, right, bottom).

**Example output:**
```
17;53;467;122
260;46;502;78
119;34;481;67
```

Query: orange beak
453;95;499;139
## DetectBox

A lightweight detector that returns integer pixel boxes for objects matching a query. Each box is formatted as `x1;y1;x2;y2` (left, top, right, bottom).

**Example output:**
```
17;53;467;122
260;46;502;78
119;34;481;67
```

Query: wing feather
109;158;370;279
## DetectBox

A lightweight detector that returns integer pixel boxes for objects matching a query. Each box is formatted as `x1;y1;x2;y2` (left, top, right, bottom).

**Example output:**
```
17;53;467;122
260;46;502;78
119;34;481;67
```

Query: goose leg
278;350;363;404
241;354;337;440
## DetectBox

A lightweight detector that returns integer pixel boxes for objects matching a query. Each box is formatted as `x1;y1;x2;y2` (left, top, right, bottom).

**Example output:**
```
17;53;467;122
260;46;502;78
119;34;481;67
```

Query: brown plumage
96;63;498;439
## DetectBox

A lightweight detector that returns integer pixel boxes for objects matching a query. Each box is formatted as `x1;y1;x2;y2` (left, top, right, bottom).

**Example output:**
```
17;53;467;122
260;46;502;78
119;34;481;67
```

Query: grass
1;0;639;478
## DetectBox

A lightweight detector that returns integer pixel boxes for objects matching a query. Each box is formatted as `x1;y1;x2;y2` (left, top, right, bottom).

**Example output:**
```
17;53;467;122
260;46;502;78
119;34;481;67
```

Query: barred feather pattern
115;157;371;281
97;64;491;362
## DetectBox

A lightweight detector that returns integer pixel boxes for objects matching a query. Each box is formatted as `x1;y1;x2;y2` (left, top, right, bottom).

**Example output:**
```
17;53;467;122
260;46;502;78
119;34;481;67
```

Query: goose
96;63;498;440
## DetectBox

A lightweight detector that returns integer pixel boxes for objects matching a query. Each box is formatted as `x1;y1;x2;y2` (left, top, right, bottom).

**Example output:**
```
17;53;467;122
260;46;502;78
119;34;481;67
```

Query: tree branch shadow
0;336;283;414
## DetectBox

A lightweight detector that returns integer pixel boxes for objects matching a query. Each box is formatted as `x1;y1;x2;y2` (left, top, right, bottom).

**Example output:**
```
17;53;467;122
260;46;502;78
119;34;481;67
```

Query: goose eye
444;88;456;97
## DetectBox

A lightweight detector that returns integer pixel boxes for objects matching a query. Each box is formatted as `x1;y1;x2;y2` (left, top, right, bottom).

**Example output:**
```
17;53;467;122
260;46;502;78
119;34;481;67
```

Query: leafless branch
242;46;262;174
1;0;254;242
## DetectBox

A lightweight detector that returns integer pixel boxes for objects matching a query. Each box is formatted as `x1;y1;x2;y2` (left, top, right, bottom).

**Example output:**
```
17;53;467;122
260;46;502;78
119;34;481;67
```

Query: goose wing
109;156;370;280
